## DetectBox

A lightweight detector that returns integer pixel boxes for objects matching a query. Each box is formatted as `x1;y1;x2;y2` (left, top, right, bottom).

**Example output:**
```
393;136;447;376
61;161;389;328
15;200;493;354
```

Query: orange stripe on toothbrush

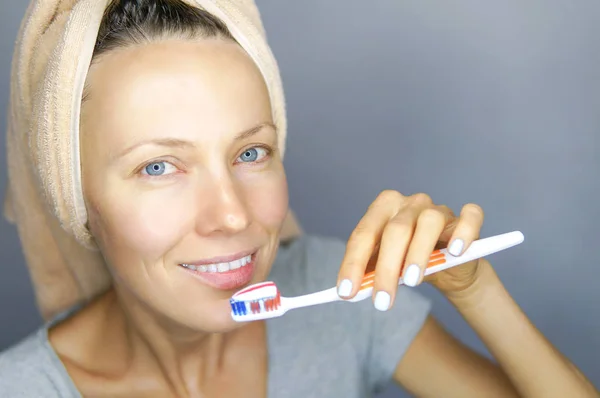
357;251;448;290
427;250;447;268
427;258;446;268
357;271;375;291
430;251;444;260
359;281;375;291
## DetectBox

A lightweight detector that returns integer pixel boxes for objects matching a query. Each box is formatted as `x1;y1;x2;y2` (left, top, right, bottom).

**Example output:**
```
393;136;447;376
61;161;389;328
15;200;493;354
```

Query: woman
0;0;597;397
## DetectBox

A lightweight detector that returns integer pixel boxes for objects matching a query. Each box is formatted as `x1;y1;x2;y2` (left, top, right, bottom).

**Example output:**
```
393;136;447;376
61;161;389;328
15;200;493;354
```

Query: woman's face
80;38;288;331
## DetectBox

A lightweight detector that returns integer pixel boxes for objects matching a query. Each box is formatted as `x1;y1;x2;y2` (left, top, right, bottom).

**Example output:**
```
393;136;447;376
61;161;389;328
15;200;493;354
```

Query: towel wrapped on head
4;0;301;321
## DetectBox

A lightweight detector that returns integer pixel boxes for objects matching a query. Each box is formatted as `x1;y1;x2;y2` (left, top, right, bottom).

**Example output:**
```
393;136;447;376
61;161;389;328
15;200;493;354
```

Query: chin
180;300;248;333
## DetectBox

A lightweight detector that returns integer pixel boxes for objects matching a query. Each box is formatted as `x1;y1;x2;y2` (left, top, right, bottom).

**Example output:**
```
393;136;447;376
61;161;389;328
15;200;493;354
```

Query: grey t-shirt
0;235;431;397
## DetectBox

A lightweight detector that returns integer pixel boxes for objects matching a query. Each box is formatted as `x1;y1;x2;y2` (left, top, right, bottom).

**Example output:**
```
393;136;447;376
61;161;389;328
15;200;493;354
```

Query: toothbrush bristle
230;299;249;316
230;289;281;317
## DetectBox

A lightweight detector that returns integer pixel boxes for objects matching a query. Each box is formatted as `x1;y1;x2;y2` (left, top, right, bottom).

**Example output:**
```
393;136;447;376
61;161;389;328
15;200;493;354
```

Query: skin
48;36;599;398
51;38;285;397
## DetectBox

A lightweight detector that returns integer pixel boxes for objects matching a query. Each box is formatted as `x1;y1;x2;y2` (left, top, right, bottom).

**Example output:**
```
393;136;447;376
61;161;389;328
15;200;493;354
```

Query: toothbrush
230;230;524;322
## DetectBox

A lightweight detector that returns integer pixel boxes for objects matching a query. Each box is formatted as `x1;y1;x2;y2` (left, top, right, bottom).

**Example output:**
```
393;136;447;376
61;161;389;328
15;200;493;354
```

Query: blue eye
238;147;268;163
141;161;177;176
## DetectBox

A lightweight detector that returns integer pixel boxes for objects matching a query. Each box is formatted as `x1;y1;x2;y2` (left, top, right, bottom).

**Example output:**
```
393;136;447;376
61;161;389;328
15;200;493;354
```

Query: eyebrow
115;122;276;159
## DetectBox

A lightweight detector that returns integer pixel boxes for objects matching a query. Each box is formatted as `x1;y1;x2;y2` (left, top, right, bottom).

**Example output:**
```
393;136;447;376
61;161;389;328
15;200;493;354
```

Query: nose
195;176;250;236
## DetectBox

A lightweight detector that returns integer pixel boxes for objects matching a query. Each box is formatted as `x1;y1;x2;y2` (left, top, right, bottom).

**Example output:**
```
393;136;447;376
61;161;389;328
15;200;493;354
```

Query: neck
103;288;262;397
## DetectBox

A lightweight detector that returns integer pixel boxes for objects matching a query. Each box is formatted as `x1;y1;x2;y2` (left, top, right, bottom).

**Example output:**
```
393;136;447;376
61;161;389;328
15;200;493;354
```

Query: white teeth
229;259;242;270
217;263;229;272
181;254;252;273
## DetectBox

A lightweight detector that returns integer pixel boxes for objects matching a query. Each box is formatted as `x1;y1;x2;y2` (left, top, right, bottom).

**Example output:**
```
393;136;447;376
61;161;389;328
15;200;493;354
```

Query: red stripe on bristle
245;291;282;315
265;298;277;311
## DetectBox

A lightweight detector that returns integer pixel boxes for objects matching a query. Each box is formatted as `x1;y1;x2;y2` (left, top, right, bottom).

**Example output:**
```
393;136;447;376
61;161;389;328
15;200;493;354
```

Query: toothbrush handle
423;230;524;277
287;231;524;309
285;287;342;310
351;230;525;301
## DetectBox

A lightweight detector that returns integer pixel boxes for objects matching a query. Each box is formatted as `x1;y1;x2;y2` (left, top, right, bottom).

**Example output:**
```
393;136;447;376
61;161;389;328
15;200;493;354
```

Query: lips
178;251;257;290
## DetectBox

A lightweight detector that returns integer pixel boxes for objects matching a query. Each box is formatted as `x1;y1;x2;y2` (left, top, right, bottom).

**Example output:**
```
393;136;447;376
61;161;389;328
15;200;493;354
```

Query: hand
336;190;486;311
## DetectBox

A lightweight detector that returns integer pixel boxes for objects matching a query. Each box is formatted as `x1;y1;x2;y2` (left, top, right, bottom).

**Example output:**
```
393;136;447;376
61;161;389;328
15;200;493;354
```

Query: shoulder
0;329;47;378
0;328;76;397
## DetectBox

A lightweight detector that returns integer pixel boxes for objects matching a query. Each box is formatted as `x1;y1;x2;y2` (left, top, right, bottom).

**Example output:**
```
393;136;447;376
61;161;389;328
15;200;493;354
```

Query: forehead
81;39;272;146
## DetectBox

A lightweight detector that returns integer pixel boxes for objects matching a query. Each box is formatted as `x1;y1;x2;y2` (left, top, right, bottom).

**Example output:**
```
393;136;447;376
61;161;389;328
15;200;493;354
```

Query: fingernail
403;264;421;287
449;239;464;256
374;291;391;311
338;279;353;297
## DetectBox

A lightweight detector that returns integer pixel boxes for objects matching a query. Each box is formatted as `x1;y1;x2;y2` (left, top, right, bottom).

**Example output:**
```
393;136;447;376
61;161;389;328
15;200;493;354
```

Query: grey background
1;0;599;396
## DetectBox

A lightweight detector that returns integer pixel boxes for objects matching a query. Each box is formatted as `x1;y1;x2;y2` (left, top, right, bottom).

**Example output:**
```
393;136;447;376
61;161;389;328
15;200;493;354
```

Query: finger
337;190;406;298
371;206;421;311
435;205;458;243
402;207;451;287
447;203;484;257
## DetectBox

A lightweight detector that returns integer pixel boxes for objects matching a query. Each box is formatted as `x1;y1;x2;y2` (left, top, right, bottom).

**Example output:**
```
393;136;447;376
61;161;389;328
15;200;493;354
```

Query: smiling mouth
179;254;253;273
178;252;257;290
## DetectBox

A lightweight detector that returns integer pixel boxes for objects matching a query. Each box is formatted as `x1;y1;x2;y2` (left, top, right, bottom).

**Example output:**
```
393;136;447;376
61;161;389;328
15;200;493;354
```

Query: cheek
90;183;195;259
241;170;289;229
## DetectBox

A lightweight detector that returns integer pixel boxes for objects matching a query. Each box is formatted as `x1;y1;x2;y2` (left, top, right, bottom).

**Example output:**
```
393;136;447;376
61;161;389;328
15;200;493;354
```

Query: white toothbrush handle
422;230;524;278
349;230;524;302
286;231;524;310
285;287;341;310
